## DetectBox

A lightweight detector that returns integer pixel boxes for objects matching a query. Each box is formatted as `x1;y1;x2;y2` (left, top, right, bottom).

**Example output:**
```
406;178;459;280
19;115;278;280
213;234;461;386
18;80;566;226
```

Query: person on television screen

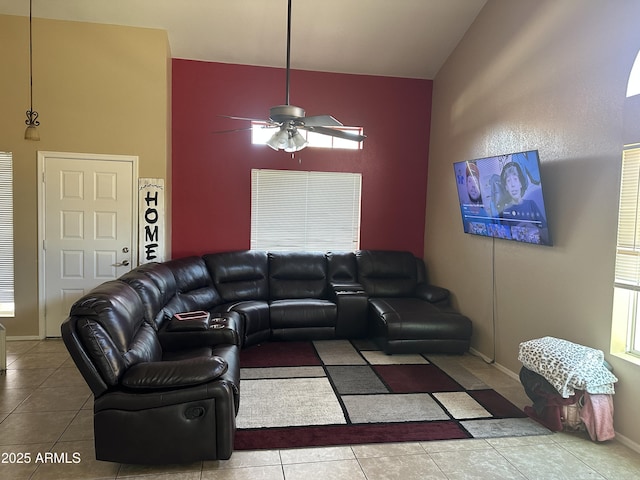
462;162;493;236
499;161;547;232
466;162;483;205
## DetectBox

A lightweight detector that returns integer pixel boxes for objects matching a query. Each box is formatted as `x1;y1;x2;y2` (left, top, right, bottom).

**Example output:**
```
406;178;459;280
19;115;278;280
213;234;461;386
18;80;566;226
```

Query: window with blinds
251;169;362;251
612;145;640;356
0;152;14;317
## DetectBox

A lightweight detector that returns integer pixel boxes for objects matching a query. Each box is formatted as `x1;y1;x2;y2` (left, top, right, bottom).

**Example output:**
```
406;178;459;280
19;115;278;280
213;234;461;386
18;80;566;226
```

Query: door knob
113;260;130;267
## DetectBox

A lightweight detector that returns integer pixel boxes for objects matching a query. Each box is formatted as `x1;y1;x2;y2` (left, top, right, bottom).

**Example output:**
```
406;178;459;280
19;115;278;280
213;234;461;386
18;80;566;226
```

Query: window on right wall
612;144;640;362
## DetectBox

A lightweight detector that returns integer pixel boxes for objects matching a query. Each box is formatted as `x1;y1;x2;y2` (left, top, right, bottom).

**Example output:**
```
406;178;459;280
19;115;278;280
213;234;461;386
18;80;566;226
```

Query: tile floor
1;338;640;479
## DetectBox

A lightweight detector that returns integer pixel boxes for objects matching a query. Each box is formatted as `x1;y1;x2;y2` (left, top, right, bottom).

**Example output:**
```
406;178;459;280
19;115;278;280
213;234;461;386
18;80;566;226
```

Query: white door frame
37;151;139;339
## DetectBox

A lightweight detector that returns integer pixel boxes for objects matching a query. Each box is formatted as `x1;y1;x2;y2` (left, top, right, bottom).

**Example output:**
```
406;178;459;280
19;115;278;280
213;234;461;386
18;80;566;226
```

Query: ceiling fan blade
218;114;268;123
210;127;255;135
301;115;343;127
303;125;366;142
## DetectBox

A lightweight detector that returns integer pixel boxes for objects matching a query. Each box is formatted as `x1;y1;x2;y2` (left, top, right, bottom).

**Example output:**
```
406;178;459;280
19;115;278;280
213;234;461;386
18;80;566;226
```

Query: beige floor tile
5;341;39;355
118;472;201;480
558;438;640;479
498;443;606;479
204;449;281;470
59;409;94;442
485;434;557;448
420;438;492;453
14;385;91;413
27;339;68;354
117;460;202;478
280;445;354;464
283;459;366;480
351;441;426;458
430;448;527;479
40;367;89;388
359;453;447;480
0;387;32;413
0;368;56;389
0;411;76;445
7;353;69;370
201;464;284;480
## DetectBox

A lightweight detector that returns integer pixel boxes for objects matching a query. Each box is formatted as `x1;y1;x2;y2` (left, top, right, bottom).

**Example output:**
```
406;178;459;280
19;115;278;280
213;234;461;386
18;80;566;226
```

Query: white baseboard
613;432;640;454
468;347;520;381
7;335;44;341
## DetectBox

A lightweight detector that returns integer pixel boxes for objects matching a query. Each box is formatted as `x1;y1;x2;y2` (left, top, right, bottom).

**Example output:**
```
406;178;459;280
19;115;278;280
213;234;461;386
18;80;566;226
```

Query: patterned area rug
234;340;550;450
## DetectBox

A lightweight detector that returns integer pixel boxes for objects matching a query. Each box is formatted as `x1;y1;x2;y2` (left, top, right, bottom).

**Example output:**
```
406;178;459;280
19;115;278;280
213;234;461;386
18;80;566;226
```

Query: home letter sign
139;178;165;264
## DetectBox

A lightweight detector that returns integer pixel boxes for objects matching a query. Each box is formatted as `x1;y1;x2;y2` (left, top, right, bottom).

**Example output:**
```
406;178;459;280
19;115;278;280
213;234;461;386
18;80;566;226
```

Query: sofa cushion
120;262;177;330
327;251;358;283
268;252;328;299
165;256;222;315
204;250;269;301
356;250;418;297
71;280;163;386
269;299;337;329
121;356;228;390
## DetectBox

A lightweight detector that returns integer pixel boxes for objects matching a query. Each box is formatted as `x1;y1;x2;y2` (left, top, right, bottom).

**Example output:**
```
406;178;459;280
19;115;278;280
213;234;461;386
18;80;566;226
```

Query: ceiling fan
219;0;366;152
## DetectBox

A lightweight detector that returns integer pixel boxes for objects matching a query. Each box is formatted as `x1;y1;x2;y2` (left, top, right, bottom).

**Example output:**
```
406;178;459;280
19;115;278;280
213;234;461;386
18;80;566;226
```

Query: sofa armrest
121;356;228;390
330;282;366;294
415;283;450;304
329;282;368;338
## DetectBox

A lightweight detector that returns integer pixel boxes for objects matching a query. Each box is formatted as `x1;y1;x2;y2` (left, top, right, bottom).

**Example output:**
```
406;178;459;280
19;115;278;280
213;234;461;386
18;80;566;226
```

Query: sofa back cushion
268;252;328;299
119;262;177;330
326;251;358;283
355;250;417;297
164;257;221;316
70;280;162;387
204;250;269;302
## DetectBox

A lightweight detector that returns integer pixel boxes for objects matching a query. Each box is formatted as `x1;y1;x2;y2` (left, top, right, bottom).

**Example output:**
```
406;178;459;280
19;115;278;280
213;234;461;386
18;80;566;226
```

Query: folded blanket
518;337;617;398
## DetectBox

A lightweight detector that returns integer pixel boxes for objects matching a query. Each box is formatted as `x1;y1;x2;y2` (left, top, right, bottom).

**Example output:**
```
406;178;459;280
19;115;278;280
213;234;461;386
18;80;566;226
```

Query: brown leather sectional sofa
61;249;472;464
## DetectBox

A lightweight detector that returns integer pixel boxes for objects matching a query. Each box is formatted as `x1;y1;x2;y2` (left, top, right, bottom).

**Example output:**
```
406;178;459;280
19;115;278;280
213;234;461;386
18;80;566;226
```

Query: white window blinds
251;169;362;251
0;152;14;316
615;146;640;288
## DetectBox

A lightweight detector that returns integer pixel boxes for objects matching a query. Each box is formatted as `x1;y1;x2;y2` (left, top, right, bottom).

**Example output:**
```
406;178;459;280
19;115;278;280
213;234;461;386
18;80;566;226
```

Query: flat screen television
453;150;552;246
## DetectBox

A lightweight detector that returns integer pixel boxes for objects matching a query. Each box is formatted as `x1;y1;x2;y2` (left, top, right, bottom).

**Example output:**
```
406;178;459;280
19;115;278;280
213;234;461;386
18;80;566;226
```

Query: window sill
610;350;640;367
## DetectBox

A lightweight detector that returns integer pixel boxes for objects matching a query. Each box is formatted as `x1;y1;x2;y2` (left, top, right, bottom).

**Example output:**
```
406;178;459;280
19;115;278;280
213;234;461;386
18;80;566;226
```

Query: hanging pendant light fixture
24;0;40;141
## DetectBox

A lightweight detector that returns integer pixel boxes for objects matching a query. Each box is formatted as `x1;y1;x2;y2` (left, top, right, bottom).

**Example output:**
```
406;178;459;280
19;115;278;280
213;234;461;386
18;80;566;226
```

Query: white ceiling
0;0;487;79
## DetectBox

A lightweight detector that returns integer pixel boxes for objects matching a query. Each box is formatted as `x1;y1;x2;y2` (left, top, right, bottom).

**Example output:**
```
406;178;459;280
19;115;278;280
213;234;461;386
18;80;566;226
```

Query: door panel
41;154;136;337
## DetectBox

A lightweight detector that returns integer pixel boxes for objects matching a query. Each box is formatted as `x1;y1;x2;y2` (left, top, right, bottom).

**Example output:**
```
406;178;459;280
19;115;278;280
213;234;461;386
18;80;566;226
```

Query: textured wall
426;0;640;446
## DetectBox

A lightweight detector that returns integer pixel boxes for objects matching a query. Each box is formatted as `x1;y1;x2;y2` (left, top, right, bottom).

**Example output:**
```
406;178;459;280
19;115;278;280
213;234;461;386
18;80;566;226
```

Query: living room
1;0;640;477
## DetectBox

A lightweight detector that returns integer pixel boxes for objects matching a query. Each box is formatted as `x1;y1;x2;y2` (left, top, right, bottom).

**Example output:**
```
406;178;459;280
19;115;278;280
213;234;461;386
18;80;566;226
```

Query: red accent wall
171;59;432;258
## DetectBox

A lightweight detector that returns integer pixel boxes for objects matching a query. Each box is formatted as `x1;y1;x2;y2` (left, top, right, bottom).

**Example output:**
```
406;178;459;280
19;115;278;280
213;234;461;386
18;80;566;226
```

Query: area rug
234;339;550;450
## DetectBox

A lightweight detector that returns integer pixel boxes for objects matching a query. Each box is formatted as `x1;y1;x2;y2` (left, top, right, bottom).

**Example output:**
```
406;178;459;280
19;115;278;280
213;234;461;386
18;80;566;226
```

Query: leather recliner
61;280;239;464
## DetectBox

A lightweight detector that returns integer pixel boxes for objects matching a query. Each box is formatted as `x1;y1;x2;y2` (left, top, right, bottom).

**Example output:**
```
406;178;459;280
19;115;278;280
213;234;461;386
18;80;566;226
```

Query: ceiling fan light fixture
266;128;290;151
287;130;308;152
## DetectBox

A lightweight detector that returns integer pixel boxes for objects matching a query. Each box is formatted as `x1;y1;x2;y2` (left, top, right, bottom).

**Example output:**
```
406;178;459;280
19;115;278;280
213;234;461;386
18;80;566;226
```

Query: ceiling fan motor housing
270;105;305;123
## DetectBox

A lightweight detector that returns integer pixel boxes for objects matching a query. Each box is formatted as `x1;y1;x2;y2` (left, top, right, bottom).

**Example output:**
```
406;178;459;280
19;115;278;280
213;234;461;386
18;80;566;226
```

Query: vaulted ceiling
0;0;487;79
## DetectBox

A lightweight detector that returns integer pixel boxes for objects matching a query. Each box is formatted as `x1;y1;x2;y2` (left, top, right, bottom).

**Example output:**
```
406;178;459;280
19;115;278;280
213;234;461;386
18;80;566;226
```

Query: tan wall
426;0;640;447
0;15;170;337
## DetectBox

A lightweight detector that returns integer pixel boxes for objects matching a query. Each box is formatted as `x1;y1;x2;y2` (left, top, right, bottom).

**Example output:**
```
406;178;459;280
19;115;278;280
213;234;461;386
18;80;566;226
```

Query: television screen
453;150;551;246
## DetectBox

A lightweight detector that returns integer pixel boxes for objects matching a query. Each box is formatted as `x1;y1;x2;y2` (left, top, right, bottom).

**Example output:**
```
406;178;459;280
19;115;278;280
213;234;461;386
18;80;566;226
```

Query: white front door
39;152;138;337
